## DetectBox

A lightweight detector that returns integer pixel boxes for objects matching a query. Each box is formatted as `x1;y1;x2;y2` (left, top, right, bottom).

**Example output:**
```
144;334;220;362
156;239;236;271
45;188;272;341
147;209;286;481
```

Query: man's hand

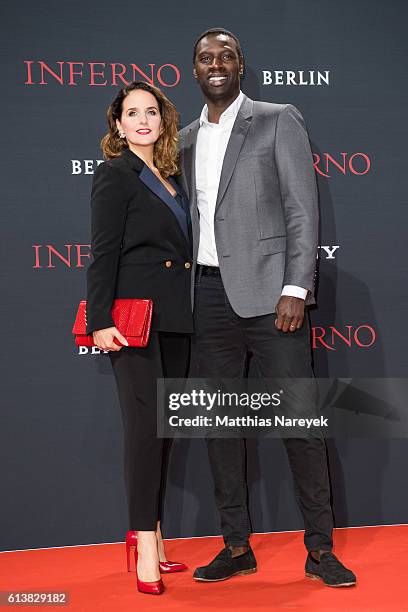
275;296;305;332
92;326;128;351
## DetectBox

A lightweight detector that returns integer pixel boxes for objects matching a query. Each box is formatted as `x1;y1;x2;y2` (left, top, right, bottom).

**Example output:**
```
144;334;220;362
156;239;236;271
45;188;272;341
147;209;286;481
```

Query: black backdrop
1;0;407;552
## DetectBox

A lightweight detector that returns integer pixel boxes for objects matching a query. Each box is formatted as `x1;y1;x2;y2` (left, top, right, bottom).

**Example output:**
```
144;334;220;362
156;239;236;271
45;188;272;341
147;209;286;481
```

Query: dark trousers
110;332;190;531
193;266;333;551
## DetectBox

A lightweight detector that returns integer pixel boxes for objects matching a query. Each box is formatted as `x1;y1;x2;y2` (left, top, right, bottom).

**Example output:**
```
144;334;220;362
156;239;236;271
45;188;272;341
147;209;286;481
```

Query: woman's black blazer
86;148;193;335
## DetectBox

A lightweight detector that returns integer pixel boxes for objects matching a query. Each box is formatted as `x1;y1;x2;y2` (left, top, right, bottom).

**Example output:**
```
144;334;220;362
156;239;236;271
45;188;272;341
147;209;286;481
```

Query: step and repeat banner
1;0;407;550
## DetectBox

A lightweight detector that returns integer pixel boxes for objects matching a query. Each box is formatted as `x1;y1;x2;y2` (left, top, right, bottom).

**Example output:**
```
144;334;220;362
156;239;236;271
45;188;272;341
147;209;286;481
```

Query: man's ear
193;67;198;80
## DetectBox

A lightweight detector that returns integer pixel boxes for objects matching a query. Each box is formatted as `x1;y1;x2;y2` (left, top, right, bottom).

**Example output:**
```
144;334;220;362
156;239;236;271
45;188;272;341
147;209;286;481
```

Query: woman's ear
116;119;124;137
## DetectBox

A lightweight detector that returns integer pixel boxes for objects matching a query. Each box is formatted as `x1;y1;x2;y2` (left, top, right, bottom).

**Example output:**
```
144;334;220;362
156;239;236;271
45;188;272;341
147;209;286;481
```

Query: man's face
193;34;243;101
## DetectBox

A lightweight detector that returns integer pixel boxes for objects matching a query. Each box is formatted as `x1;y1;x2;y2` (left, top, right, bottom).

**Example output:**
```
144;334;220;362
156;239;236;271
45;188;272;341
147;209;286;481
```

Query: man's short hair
192;28;244;65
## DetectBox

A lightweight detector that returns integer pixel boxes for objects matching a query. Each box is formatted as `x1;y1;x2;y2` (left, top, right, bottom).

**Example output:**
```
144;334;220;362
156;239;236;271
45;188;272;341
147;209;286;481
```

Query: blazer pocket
259;235;286;255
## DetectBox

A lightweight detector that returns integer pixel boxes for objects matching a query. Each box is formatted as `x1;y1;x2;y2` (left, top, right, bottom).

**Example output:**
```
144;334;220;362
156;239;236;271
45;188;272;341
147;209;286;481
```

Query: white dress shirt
195;91;307;301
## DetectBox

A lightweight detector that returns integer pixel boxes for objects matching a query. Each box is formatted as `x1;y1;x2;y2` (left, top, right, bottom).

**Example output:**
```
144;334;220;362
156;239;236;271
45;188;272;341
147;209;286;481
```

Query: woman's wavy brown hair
101;81;179;177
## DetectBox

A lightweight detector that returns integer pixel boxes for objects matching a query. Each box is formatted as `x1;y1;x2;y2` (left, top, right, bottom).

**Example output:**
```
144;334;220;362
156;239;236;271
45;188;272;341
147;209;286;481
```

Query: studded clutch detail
72;299;153;347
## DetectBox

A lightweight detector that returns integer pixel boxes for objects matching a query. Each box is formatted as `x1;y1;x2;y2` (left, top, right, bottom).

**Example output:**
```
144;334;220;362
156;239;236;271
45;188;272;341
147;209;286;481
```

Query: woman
86;81;193;595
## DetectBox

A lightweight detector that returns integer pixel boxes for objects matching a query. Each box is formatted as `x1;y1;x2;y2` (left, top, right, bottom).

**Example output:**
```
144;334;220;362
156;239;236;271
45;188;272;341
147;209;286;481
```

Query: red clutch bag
72;299;153;347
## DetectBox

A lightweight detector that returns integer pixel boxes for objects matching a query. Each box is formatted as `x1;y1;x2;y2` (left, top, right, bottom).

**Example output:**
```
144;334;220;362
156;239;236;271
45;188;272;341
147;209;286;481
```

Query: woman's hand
93;327;129;351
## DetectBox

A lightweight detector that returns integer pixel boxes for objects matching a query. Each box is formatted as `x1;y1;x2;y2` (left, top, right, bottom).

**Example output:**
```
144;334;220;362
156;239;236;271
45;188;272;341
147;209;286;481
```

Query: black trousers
193;266;333;552
110;331;190;531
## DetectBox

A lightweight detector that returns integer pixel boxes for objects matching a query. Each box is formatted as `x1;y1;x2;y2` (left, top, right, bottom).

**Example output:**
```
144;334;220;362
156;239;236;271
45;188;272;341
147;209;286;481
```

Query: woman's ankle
155;523;167;563
137;531;158;551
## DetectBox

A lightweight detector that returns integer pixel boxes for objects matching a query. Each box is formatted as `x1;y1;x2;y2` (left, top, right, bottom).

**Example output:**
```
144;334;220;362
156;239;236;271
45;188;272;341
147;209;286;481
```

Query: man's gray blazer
178;94;318;317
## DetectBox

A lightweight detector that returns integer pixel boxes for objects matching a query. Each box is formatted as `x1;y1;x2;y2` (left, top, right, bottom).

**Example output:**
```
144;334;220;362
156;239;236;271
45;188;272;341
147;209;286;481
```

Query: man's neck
205;91;241;124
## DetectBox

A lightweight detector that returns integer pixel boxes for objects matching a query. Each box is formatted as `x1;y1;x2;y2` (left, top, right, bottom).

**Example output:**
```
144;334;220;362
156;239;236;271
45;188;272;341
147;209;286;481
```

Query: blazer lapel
181;120;199;207
139;165;190;246
215;96;253;211
180;120;200;261
168;177;193;255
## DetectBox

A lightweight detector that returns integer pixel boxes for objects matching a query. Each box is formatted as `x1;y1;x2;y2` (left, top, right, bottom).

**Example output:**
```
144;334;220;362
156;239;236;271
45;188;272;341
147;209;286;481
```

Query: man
178;28;356;587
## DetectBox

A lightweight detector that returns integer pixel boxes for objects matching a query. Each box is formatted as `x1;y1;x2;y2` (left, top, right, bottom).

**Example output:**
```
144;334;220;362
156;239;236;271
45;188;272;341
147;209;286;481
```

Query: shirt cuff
281;285;308;300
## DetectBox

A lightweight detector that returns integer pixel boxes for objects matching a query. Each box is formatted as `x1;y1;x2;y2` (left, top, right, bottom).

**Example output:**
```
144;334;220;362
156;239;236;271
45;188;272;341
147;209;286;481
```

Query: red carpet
1;526;407;611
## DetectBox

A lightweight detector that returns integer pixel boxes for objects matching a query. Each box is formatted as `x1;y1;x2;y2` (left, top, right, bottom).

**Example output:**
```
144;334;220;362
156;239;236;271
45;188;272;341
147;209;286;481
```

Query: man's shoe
193;547;257;582
305;552;357;587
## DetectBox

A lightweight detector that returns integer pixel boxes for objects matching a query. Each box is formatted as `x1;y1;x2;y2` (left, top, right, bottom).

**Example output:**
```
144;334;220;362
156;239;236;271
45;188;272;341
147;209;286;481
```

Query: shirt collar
199;90;244;127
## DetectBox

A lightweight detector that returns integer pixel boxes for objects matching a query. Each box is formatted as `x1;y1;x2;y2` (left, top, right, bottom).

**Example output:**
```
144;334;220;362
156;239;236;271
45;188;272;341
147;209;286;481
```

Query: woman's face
116;89;162;148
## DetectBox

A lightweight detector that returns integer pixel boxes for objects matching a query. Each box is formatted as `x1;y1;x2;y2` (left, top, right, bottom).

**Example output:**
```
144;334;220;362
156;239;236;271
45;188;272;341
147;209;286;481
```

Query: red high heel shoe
125;531;187;574
126;531;138;572
134;549;164;596
159;560;188;573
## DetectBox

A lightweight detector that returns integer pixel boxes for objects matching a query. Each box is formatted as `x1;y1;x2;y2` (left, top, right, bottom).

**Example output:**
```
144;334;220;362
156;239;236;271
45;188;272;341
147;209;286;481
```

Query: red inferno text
33;245;91;268
23;61;181;87
312;325;376;350
313;153;371;177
